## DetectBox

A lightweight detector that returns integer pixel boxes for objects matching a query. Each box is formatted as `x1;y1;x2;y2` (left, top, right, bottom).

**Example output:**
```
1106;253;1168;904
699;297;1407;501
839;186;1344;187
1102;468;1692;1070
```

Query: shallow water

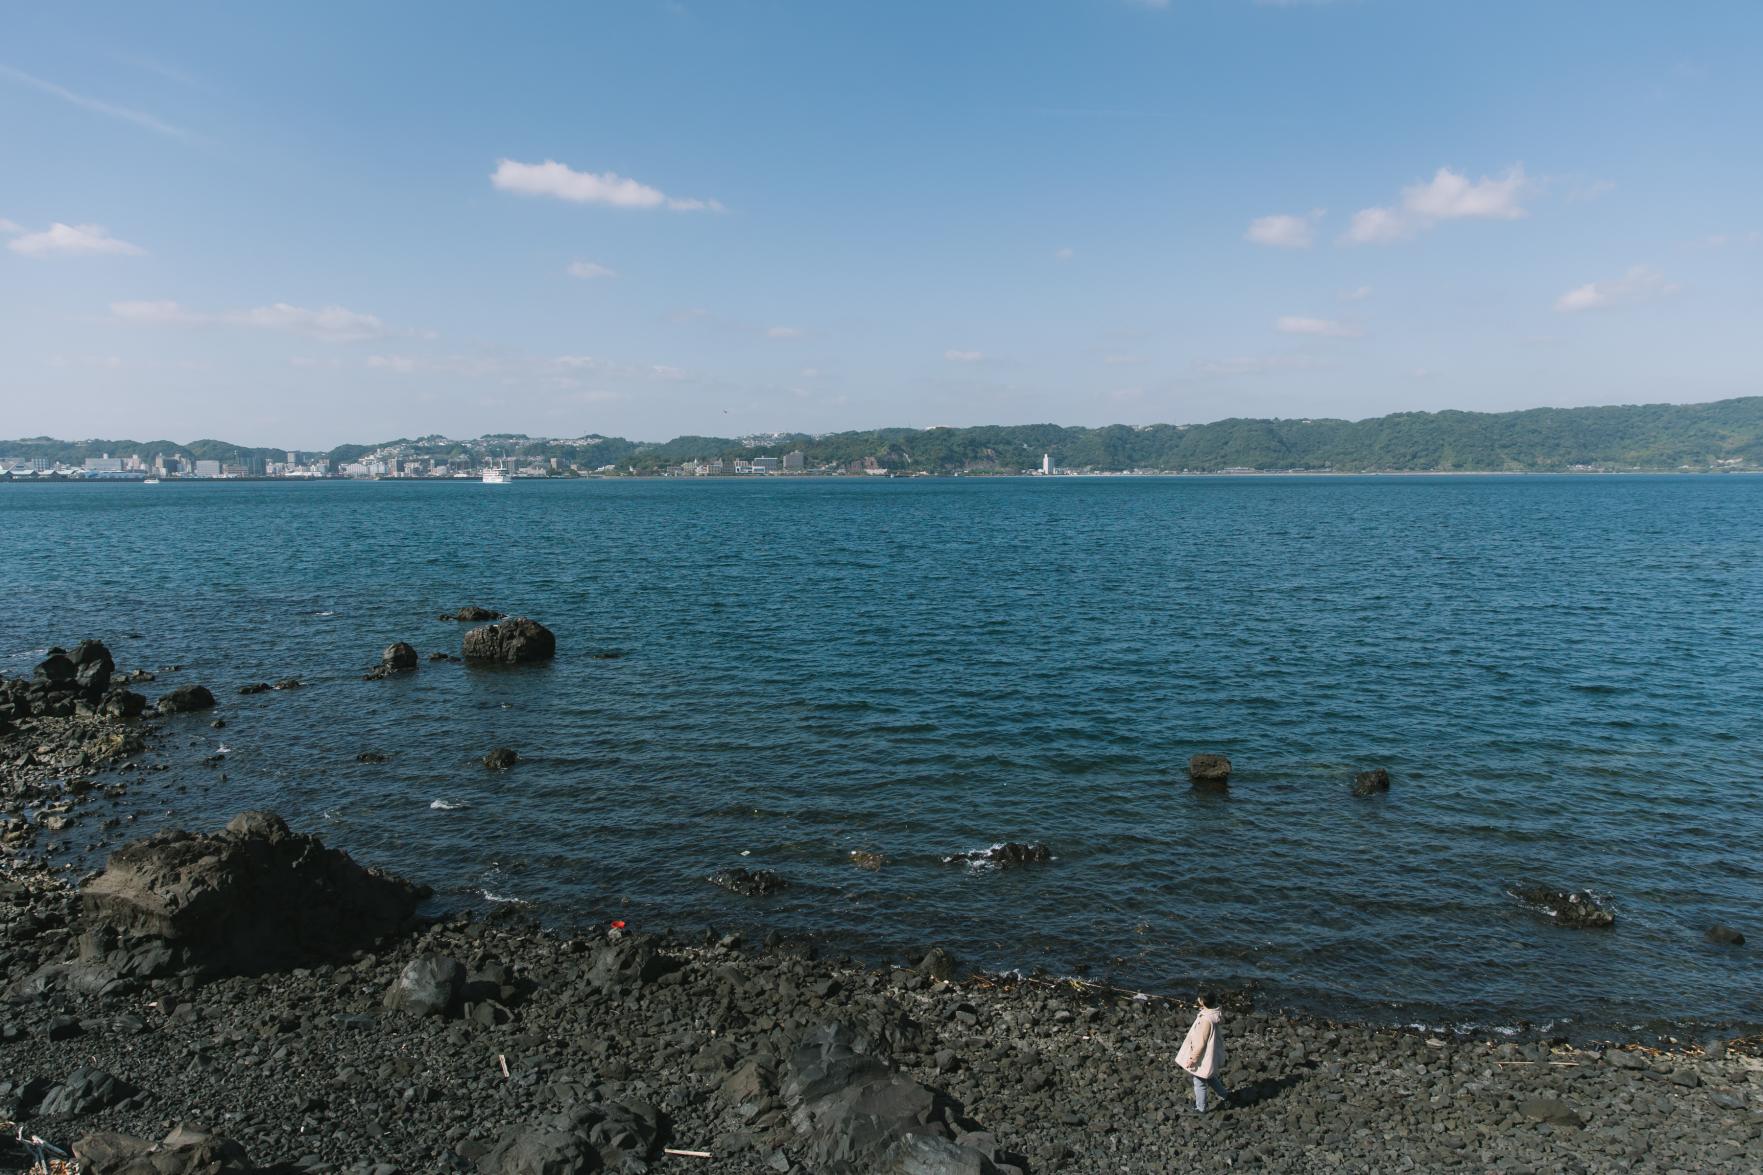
4;474;1760;1031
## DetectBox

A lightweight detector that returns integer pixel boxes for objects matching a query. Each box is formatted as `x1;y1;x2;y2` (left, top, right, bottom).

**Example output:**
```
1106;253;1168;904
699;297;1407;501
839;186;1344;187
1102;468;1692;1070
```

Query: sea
3;474;1760;1035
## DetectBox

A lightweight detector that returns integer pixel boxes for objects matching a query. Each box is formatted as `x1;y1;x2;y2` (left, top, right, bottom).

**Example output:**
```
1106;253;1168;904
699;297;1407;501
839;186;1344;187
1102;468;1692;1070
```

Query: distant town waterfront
4;473;1760;1034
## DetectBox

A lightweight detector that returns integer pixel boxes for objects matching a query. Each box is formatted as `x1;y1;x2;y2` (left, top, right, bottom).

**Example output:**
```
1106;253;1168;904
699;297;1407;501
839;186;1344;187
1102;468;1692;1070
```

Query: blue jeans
1193;1073;1229;1112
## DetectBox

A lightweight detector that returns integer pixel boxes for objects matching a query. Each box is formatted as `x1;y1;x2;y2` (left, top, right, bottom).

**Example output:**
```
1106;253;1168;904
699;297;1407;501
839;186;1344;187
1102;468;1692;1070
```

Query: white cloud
766;326;803;339
0;64;191;138
1276;315;1359;337
8;222;145;256
566;260;618;279
111;299;399;342
1340;284;1373;302
491;158;721;212
944;349;984;363
0;218;20;235
1054;246;1075;260
1554;265;1681;313
1343;166;1529;244
1699;231;1760;249
1245;209;1323;249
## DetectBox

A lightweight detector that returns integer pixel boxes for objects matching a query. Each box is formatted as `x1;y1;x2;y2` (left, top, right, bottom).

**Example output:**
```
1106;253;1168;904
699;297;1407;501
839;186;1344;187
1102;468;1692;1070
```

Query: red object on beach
610;920;626;930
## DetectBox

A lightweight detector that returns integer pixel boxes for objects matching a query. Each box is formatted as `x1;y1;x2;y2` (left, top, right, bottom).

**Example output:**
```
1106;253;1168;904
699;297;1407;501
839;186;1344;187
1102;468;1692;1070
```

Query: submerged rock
710;867;789;897
483;746;519;770
442;605;504;622
463;617;556;664
1510;885;1614;929
237;682;272;695
1706;923;1745;946
1351;768;1391;796
944;843;1052;869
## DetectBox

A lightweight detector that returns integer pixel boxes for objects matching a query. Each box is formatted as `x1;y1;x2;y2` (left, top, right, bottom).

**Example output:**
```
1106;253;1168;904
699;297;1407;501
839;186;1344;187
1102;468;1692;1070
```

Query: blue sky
2;0;1759;447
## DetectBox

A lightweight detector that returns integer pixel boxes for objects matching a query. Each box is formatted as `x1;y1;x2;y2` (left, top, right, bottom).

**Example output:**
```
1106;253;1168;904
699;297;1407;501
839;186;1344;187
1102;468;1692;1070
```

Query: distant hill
6;395;1762;474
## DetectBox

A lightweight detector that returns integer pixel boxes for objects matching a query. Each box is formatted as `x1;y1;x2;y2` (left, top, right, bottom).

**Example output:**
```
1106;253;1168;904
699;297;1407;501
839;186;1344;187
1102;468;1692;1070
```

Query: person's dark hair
1197;989;1218;1009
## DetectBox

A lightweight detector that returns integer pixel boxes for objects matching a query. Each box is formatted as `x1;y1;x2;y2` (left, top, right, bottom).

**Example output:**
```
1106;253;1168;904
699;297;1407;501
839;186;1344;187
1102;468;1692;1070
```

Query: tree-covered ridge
6;396;1762;474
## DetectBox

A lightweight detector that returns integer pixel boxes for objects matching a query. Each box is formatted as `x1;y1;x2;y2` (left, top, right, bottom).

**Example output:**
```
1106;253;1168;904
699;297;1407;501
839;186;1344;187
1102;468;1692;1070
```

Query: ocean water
3;474;1760;1033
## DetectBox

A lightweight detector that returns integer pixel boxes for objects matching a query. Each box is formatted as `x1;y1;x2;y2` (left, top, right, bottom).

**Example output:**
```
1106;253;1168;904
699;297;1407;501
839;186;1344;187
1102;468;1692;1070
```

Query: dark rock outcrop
1352;768;1391;796
483;746;520;770
710;867;789;897
384;953;466;1017
478;1100;666;1174
1188;754;1231;787
237;682;272;695
79;811;428;975
155;684;216;714
74;1126;254;1175
35;1066;136;1117
443;606;505;622
463;617;556;664
1707;923;1745;946
1510;886;1614;929
945;843;1052;868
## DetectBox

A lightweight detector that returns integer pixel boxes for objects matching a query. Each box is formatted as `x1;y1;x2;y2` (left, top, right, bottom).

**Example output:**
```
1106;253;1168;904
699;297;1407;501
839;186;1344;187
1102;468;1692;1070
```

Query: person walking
1178;990;1231;1113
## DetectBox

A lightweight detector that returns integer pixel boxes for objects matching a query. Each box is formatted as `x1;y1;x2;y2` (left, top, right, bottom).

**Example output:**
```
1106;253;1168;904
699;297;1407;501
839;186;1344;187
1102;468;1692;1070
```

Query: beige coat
1178;1007;1224;1078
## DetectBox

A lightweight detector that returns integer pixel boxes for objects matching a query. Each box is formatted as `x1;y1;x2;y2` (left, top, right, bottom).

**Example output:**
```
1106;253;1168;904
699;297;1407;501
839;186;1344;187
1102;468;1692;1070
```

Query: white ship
481;466;511;485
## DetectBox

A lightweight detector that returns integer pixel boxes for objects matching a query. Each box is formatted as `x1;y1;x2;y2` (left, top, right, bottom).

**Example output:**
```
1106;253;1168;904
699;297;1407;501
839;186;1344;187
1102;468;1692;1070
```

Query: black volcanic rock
463;617;556;664
382;642;419;670
78;811;427;975
155;684;216;714
482;746;519;770
442;605;505;622
1707;923;1745;946
710;867;789;897
1511;886;1615;929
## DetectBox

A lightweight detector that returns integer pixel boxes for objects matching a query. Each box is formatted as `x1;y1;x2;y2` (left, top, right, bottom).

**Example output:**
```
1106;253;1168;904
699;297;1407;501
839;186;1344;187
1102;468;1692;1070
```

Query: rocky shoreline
3;648;1762;1172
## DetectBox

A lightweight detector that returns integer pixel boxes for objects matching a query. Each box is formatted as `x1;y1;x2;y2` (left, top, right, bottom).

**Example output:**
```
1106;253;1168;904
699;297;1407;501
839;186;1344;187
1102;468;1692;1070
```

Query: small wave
430;799;468;811
481;889;527;904
215;744;231;755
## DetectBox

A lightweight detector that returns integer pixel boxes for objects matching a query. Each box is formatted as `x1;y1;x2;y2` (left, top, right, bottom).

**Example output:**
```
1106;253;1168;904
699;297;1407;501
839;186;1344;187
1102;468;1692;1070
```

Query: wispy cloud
944;349;985;363
8;222;145;257
112;300;409;342
1275;315;1360;337
1339;285;1373;302
566;260;618;279
0;64;190;138
491;159;721;212
1193;354;1329;377
1343;166;1529;245
1554;266;1680;313
1054;246;1076;260
1246;209;1323;249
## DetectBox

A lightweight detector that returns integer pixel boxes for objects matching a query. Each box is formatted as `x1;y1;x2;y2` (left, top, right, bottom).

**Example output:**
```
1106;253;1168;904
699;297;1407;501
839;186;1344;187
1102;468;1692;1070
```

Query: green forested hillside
6;396;1761;474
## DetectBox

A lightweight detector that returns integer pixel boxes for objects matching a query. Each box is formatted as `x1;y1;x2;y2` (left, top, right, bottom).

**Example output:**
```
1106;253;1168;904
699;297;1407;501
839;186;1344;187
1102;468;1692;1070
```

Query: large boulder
33;653;77;686
382;642;419;671
483;746;520;771
74;1126;254;1175
782;1024;989;1174
478;1101;666;1174
156;684;216;715
384;953;466;1017
35;1067;136;1118
464;618;556;664
1188;754;1231;788
585;935;671;993
72;640;115;694
80;812;428;975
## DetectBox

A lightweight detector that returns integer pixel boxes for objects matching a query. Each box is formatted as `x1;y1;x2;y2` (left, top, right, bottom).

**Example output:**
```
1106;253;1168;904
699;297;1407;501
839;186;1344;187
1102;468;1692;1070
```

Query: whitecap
430;799;468;811
481;889;527;904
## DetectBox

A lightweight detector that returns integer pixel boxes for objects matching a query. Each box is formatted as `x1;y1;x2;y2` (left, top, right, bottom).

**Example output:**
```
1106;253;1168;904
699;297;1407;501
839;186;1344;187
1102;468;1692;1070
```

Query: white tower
1041;452;1053;475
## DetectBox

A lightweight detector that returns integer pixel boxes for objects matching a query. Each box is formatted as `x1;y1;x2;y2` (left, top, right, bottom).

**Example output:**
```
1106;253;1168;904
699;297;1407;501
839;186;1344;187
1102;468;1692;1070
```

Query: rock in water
384;953;466;1017
382;642;418;670
463;617;556;664
155;684;216;714
945;843;1052;868
443;605;504;622
238;682;272;695
710;867;789;896
483;746;520;770
80;811;428;975
1510;885;1615;929
1188;753;1232;787
1352;768;1391;796
1707;923;1746;946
